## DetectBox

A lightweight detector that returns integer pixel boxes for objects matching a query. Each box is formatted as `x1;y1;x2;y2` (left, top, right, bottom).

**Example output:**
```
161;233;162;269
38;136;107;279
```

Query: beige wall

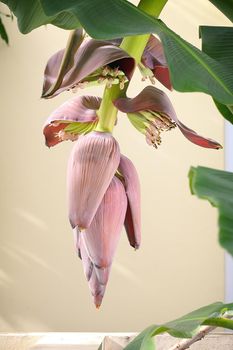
0;1;230;332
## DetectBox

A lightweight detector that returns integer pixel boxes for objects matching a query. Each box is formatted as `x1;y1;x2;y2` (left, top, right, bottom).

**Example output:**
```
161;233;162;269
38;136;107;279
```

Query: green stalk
95;85;122;133
203;317;233;330
95;0;168;133
120;0;168;63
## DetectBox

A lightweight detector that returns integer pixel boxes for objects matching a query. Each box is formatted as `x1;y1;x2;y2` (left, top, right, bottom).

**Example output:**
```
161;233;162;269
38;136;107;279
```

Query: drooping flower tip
74;175;129;307
94;266;111;286
93;291;104;309
95;302;101;309
89;269;106;309
69;140;141;306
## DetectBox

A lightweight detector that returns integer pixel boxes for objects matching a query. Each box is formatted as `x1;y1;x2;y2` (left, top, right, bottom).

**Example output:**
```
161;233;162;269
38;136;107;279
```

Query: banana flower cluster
42;29;221;307
44;95;141;307
69;134;140;307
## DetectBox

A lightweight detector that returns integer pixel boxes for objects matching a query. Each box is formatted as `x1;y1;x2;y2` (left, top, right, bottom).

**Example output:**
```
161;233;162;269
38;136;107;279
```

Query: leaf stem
167;314;233;350
167;325;215;350
95;0;168;133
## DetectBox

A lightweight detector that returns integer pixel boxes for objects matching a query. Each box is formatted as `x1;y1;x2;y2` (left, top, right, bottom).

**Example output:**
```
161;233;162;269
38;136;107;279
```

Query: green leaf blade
40;0;154;38
0;17;9;44
1;0;81;34
204;317;233;330
124;302;233;350
124;325;159;350
200;26;233;122
208;0;233;22
200;26;233;71
156;21;233;104
214;99;233;124
189;166;233;257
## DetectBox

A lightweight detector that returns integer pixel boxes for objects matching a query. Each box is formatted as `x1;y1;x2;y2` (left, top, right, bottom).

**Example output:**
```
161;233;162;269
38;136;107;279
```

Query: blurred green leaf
1;0;81;33
214;99;233;123
200;26;233;122
189;166;233;257
1;0;149;35
0;16;8;44
124;302;233;350
156;21;233;105
2;0;233;105
125;326;159;350
200;26;233;70
208;0;233;22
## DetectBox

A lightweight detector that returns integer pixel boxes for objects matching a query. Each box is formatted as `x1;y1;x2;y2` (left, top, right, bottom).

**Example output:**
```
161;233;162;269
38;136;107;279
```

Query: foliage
1;0;233;347
208;0;233;22
99;302;233;350
200;26;233;123
0;15;8;43
2;0;233;108
189;166;233;257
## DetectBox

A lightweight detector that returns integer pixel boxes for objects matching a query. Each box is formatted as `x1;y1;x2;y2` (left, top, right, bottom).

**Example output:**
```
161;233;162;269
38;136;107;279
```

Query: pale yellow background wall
0;0;229;332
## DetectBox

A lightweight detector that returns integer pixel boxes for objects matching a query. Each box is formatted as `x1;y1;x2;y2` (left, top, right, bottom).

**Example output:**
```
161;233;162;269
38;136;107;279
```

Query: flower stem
120;0;168;63
95;0;168;134
95;85;123;133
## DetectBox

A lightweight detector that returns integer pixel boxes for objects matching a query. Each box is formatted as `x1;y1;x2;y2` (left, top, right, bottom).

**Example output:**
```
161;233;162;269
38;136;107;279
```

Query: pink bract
67;132;120;229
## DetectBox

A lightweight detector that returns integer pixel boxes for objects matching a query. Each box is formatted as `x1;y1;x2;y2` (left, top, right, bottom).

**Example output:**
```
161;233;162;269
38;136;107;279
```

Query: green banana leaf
200;26;233;123
0;16;8;44
208;0;233;22
189;166;233;257
2;0;233;105
155;21;233;105
200;27;233;71
0;0;81;33
214;99;233;124
99;302;233;350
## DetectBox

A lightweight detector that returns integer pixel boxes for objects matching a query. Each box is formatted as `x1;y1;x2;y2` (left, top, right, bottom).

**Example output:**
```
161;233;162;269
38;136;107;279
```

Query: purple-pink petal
43;95;101;147
153;66;172;91
82;176;127;271
118;155;141;249
76;175;127;307
114;86;222;149
42;38;135;98
142;35;172;90
42;29;84;98
78;233;105;308
67;132;120;230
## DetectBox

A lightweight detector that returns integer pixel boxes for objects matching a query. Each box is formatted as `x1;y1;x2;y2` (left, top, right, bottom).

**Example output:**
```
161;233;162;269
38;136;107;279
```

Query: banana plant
1;0;233;348
40;19;224;306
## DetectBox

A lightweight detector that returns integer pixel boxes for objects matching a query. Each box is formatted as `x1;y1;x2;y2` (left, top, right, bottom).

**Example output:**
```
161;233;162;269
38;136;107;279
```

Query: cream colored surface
0;0;230;332
0;333;233;350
